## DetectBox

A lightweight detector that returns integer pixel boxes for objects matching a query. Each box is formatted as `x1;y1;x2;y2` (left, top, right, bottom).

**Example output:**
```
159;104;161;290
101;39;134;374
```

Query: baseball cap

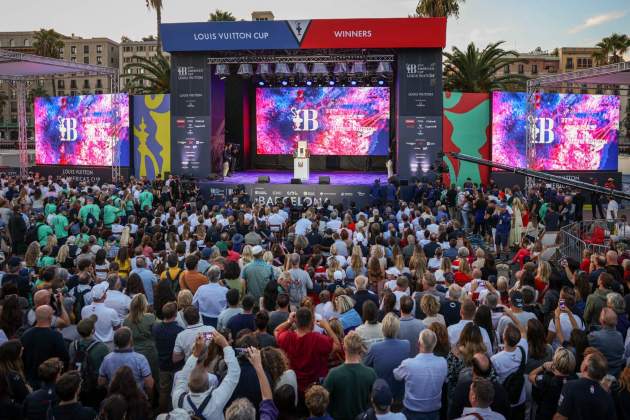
252;245;264;256
202;247;213;259
77;314;97;337
509;290;524;309
91;282;109;300
371;379;393;407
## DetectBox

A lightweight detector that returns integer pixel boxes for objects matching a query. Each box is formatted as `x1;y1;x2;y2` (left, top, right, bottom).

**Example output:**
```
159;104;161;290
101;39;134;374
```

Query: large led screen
492;92;619;171
256;87;390;155
35;94;130;166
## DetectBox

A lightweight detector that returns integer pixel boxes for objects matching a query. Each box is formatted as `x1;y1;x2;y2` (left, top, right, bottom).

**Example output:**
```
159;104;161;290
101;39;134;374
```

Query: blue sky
0;0;628;53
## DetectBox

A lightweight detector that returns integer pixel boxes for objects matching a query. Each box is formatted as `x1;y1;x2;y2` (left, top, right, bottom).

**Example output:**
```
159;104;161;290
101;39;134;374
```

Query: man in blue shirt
393;329;447;420
130;257;158;306
494;204;512;260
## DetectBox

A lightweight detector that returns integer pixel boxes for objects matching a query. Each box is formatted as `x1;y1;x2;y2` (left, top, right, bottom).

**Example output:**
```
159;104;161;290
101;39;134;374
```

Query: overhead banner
443;92;491;186
161;18;446;52
170;55;211;177
133;94;171;179
396;49;443;179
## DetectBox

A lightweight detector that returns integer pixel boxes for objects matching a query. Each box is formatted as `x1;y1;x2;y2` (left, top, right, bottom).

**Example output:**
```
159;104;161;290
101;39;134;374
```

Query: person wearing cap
496;290;537;344
241;245;273;302
356;378;406;420
67;314;110;407
80;282;121;349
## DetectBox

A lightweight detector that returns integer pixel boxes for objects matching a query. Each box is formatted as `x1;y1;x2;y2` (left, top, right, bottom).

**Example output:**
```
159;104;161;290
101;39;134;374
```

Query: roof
0;48;117;81
528;60;630;89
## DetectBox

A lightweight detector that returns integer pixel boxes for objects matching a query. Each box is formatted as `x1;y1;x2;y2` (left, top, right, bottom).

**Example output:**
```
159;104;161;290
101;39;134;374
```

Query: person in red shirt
225;241;241;263
580;249;592;273
511;240;531;269
274;308;340;396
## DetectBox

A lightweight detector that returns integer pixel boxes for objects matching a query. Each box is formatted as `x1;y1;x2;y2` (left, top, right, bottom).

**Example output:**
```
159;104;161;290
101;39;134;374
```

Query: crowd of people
0;172;627;420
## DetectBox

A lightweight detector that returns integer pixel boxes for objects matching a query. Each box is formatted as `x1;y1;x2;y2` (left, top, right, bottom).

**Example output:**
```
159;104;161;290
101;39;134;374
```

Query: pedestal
294;157;310;181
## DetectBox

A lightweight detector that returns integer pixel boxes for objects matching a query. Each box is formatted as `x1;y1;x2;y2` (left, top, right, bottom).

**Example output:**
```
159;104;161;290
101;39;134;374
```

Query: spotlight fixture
281;80;288;86
378;80;385;86
376;61;393;76
350;80;357;86
236;63;253;78
329;80;335;86
333;62;348;75
256;63;272;77
258;81;265;87
214;64;230;79
306;80;313;86
350;61;367;76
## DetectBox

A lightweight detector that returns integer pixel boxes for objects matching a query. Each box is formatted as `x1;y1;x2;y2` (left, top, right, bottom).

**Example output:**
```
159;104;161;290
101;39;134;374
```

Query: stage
199;170;390;208
224;170;388;186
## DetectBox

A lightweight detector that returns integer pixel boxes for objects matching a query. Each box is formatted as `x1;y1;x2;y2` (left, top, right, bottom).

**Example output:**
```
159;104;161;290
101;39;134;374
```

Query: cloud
568;10;627;34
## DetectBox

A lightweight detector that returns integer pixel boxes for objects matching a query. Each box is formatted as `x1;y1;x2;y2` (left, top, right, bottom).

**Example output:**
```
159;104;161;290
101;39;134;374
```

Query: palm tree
416;0;465;18
32;29;64;96
594;33;630;65
443;41;527;92
123;53;170;94
145;0;164;53
592;48;608;66
610;33;630;63
209;9;236;21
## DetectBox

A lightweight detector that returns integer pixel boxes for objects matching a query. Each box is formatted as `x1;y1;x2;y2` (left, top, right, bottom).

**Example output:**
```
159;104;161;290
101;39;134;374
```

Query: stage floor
225;170;388;186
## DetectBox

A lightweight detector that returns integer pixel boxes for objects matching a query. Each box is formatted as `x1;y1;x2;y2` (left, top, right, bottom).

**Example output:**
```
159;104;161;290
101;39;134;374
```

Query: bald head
472;352;492;378
606;250;618;265
600;307;618;328
188;365;210;393
33;289;51;308
35;305;54;324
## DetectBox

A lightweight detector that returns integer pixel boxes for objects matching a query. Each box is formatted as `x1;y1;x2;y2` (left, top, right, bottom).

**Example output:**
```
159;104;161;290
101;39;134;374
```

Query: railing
558;219;621;261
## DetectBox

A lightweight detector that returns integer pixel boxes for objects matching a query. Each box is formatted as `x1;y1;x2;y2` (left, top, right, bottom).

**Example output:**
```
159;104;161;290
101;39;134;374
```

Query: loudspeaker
257;176;270;184
291;178;302;184
319;176;330;185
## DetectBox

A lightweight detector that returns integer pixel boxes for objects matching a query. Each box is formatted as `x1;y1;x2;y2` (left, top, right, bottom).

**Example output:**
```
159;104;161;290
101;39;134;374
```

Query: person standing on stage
223;144;232;178
230;144;239;175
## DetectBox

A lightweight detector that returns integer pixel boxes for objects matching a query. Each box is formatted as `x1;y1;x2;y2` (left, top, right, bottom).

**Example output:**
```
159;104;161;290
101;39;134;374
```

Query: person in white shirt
547;288;585;350
606;196;618;221
491;309;529;411
103;274;132;321
326;211;342;231
173;306;215;363
81;282;121;349
293;210;312;236
448;299;493;355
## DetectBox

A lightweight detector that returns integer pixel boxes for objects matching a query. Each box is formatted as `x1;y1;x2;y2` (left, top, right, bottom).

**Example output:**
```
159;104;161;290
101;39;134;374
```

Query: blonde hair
177;289;193;309
241;245;254;265
537;261;551;284
128;293;148;324
56;245;70;264
553;347;576;375
440;257;452;272
420;294;440;317
344;332;367;356
381;312;400;338
458;259;472;276
335;295;355;313
25;241;41;267
120;226;131;248
262;251;274;265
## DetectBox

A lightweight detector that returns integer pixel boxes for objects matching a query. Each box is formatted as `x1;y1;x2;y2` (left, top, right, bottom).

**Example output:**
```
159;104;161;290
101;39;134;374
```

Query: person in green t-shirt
138;188;154;211
51;207;70;241
103;199;121;227
78;197;101;224
44;199;57;218
324;332;377;420
34;214;54;247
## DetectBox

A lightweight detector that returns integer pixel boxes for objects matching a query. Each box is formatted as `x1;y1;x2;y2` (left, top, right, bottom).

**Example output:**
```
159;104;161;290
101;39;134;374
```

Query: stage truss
0;49;119;179
524;60;630;189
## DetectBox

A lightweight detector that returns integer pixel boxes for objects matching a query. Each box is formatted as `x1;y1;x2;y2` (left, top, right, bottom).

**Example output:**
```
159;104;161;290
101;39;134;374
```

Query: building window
70;90;77;96
71;46;77;54
531;64;538;74
70;57;76;62
59;47;64;56
96;56;102;65
96;45;102;54
9;39;15;47
70;80;77;89
518;64;524;74
503;65;510;74
83;80;90;89
587;58;593;67
83;56;89;64
10;102;17;113
24;39;30;47
83;45;89;54
136;46;145;52
566;58;573;69
58;90;65;96
96;79;103;89
57;80;65;89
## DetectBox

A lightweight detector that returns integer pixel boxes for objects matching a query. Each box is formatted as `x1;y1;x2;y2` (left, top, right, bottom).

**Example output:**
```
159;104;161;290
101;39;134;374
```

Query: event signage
170;55;212;177
161;18;446;52
396;50;443;179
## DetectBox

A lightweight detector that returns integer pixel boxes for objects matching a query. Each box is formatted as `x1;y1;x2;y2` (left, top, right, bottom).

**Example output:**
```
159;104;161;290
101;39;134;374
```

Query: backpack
25;222;42;245
85;212;97;229
177;391;213;420
73;286;92;322
165;269;182;294
71;339;100;395
502;345;526;405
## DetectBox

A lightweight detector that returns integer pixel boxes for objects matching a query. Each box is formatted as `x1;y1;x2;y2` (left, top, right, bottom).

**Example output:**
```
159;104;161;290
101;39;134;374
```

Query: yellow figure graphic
134;95;171;178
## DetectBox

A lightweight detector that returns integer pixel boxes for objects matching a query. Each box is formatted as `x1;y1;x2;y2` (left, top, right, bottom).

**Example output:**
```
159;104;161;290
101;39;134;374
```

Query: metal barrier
558;219;619;261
